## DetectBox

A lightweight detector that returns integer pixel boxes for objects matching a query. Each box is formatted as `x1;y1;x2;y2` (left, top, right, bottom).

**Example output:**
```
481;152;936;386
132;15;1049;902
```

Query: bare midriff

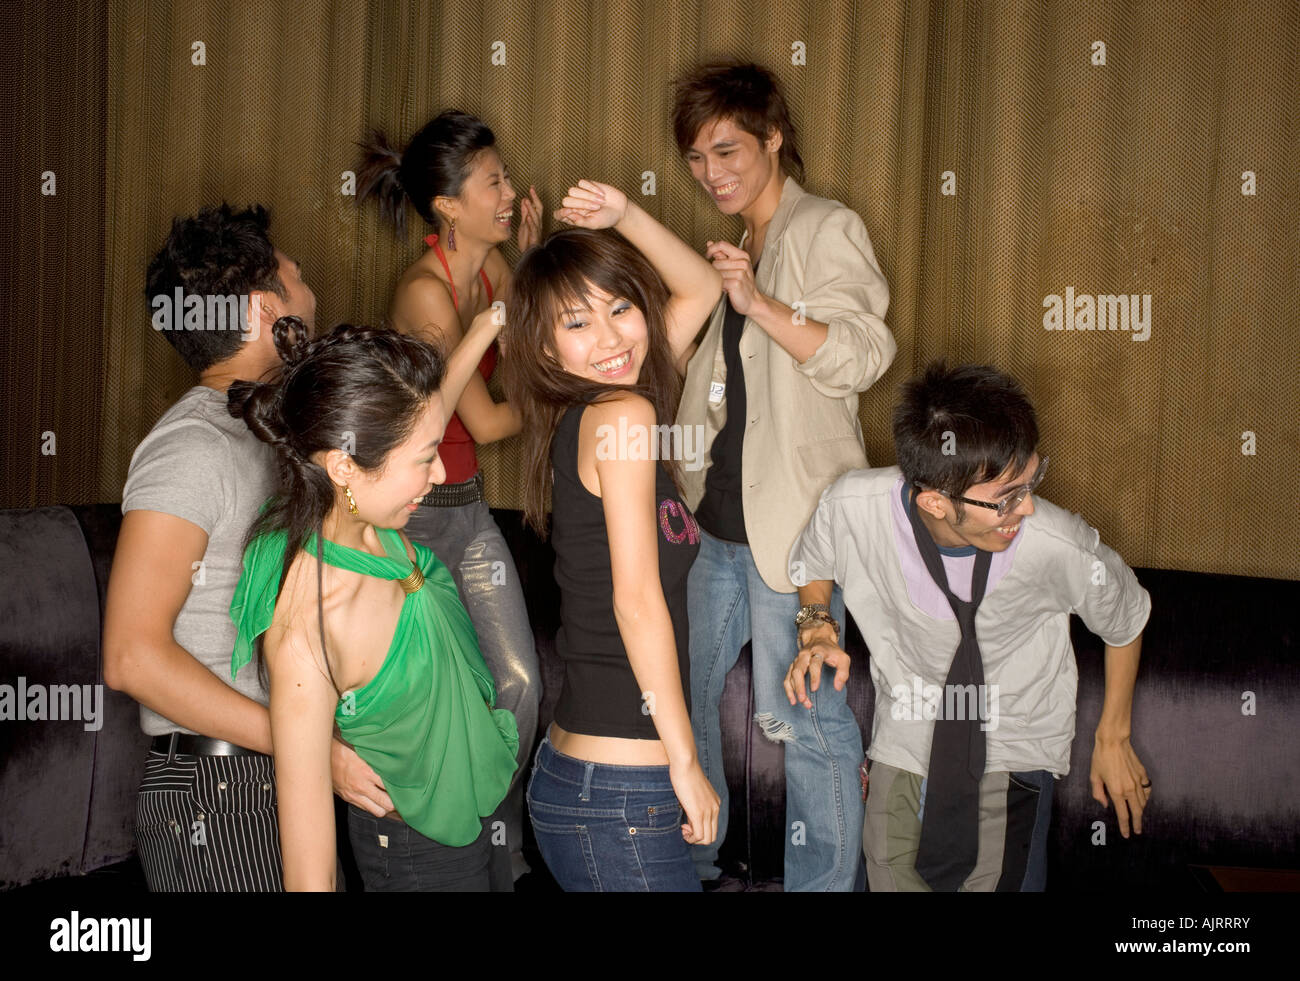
548;722;671;766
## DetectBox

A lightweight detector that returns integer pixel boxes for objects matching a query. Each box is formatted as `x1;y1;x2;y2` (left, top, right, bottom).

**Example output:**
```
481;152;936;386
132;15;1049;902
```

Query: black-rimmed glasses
923;455;1049;519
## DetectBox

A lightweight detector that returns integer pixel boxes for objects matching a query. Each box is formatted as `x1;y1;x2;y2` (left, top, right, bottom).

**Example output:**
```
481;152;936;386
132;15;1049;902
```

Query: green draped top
229;523;519;846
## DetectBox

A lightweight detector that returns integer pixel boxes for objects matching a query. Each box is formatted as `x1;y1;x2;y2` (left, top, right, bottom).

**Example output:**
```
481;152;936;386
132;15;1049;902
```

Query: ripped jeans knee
754;711;795;744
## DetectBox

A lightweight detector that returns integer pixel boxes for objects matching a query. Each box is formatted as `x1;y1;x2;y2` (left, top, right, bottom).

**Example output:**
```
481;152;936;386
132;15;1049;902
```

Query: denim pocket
628;796;684;835
347;805;395;884
528;817;601;891
622;796;698;891
527;796;625;824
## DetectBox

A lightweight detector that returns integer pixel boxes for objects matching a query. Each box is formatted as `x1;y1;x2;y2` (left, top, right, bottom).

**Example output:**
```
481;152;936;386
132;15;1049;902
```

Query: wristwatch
795;603;840;639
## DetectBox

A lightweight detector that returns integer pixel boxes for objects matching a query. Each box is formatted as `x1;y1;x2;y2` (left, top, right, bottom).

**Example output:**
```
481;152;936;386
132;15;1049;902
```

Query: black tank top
549;401;699;739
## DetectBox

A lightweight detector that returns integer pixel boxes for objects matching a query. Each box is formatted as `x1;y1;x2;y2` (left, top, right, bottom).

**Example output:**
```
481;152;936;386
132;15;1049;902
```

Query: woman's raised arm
556;180;721;373
391;277;521;444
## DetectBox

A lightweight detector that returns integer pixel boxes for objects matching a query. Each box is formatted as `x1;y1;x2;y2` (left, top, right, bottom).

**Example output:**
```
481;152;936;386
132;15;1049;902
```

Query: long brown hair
503;227;682;535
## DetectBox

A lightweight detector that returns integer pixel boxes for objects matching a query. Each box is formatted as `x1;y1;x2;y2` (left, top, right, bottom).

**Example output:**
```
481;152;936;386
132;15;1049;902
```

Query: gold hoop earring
345;485;358;515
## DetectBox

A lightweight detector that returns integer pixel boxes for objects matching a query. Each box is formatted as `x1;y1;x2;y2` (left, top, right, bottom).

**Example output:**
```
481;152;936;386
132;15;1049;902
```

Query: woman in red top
356;110;542;888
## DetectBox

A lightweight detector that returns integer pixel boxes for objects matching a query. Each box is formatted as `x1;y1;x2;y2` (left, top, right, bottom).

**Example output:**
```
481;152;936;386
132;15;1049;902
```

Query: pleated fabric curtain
64;0;1298;580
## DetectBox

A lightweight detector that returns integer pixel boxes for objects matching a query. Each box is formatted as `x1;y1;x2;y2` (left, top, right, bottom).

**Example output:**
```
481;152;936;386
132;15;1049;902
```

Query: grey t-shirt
121;385;276;736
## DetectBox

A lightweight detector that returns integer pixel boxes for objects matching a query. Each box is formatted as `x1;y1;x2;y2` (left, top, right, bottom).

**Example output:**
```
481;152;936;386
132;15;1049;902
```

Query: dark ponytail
355;110;497;238
228;316;447;685
355;130;411;237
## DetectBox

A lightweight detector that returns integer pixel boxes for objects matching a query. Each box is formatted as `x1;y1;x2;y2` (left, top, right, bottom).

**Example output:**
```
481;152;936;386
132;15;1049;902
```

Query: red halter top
425;232;498;485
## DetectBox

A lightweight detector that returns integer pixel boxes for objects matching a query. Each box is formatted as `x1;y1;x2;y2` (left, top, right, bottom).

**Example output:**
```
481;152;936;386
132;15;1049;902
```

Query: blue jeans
405;495;541;883
688;528;865;891
526;737;702;892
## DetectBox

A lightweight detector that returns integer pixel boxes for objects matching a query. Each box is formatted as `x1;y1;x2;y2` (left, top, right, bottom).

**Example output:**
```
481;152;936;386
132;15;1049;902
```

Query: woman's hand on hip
330;739;392;816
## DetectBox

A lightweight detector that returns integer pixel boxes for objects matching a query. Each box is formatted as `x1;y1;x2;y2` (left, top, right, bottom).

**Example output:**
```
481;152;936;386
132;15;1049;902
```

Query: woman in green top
226;313;518;892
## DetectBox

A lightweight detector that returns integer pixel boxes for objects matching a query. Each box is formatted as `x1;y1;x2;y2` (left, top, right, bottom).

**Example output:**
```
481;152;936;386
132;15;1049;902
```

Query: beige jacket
676;177;896;592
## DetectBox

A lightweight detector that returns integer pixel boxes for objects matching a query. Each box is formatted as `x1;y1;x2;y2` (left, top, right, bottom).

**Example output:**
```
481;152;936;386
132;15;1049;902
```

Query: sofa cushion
0;506;103;887
1052;568;1300;889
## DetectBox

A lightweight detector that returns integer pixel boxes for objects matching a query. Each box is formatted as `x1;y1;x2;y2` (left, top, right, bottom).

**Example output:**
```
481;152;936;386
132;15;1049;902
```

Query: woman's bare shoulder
266;546;355;666
391;267;458;339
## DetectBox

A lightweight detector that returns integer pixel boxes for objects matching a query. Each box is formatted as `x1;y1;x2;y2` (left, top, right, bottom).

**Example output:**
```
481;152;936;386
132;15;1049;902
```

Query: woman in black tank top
502;180;723;891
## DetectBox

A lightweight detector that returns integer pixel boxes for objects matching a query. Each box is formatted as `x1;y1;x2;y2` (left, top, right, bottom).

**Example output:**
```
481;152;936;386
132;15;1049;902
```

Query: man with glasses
783;362;1153;891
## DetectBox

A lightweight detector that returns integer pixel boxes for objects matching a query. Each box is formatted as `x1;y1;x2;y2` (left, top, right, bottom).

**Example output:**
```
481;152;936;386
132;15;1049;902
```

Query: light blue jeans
688;528;864;891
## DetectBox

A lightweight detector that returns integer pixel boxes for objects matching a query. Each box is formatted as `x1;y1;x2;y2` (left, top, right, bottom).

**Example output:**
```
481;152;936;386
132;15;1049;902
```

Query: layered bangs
515;229;666;365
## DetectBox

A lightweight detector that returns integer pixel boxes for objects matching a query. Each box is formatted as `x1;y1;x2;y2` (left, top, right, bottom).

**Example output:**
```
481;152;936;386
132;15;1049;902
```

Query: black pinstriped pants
134;746;284;891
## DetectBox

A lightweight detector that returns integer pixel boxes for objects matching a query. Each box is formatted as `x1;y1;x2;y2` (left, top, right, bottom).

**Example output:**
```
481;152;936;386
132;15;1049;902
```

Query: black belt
419;471;485;508
150;733;265;758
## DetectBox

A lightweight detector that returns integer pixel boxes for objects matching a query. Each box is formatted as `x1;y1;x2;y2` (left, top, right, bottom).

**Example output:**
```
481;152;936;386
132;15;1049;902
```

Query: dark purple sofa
2;504;1297;892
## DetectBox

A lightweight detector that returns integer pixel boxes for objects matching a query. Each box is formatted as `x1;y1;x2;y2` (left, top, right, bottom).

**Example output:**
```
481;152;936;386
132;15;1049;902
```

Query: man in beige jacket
672;62;896;891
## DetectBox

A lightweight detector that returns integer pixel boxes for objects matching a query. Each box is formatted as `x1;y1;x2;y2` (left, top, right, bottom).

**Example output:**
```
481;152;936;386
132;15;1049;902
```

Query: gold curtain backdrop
2;2;108;514
14;0;1300;580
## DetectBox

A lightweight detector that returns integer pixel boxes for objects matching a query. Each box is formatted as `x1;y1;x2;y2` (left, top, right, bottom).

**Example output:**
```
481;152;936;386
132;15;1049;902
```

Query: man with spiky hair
785;362;1153;891
672;60;896;893
104;204;384;890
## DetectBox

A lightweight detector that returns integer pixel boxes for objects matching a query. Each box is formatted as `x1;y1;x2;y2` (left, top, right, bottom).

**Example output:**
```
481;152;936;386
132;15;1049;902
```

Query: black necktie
906;491;992;892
